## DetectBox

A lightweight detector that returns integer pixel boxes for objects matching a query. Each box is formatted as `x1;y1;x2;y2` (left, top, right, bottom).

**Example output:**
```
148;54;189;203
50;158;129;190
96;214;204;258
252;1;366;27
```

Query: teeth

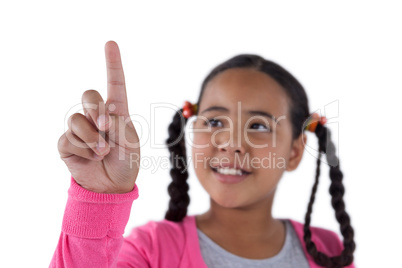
216;167;243;176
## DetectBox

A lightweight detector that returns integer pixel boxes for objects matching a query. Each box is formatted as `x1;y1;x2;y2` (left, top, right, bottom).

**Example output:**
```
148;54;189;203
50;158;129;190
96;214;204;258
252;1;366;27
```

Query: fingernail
96;141;106;154
93;153;103;160
97;115;110;128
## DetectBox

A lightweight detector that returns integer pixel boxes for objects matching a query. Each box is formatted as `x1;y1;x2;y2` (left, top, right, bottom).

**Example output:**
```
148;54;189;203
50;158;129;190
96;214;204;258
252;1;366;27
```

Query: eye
204;118;223;127
250;123;271;132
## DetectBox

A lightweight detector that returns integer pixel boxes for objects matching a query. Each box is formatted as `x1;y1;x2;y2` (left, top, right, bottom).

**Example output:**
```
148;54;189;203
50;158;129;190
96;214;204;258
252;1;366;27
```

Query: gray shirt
196;219;310;268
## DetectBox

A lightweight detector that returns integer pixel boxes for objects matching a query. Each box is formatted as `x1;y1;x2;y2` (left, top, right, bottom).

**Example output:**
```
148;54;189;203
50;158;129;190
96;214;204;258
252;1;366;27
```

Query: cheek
191;133;213;173
251;132;283;151
191;133;212;153
251;143;290;171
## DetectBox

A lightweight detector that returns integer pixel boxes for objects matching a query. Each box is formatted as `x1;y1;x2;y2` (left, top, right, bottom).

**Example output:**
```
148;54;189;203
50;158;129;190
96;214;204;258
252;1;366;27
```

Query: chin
210;192;250;209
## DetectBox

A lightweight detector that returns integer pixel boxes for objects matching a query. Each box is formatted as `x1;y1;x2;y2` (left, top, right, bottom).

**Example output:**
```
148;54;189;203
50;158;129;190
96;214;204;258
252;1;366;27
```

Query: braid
164;108;191;222
172;53;356;265
303;123;356;267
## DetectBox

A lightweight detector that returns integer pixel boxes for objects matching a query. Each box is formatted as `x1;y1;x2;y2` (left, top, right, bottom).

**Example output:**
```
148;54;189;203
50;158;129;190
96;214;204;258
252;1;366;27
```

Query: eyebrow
200;106;279;124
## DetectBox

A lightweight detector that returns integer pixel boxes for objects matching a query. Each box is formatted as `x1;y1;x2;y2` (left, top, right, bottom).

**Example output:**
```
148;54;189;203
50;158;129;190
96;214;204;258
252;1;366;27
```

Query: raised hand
58;41;140;193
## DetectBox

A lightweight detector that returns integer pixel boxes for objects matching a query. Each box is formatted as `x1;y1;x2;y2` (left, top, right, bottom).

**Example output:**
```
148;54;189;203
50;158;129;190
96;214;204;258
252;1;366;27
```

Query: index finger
105;41;129;115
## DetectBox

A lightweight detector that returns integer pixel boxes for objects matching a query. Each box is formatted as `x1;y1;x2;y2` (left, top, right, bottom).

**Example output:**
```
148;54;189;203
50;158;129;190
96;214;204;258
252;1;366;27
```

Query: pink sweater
49;177;355;268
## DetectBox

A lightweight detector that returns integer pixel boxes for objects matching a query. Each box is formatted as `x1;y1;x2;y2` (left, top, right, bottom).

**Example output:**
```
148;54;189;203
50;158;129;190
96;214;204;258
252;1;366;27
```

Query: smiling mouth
211;166;251;176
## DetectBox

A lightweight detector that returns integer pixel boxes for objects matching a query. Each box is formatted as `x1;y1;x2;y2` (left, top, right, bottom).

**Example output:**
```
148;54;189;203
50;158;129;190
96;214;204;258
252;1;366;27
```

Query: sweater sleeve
49;176;140;268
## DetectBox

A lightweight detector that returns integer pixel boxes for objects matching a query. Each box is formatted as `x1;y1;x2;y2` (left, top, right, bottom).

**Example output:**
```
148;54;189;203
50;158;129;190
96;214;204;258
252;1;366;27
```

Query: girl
51;41;356;268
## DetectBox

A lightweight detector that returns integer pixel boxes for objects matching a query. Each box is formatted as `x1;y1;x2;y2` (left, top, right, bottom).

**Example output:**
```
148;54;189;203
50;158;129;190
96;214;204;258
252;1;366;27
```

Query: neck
196;189;282;242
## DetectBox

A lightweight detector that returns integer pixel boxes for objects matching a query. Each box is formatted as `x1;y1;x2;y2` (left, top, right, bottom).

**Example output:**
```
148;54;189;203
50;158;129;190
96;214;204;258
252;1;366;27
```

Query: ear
286;133;307;171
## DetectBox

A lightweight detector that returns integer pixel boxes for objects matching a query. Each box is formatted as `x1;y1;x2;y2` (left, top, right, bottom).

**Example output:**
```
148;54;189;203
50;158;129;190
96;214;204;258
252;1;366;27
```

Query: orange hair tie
304;113;327;132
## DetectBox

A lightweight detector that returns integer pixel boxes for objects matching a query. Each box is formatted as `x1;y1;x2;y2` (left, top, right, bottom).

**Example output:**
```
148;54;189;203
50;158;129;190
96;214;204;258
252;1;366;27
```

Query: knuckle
57;134;64;148
108;80;125;86
57;133;68;151
68;113;84;129
82;90;103;111
82;89;100;99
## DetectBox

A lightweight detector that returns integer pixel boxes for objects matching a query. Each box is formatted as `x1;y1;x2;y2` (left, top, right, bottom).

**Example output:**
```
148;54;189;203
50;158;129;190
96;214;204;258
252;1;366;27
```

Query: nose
219;145;245;154
215;127;246;155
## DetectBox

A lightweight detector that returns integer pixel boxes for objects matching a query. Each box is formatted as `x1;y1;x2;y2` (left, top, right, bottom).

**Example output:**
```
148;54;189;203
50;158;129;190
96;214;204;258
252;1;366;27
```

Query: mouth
211;166;251;176
210;166;251;184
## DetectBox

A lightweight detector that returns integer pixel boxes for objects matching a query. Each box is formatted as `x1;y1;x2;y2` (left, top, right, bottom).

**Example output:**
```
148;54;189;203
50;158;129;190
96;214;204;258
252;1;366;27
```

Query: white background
1;1;401;267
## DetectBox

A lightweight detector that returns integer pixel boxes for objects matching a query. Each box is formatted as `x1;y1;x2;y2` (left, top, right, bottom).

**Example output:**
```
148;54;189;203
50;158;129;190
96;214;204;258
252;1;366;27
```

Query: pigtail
175;53;356;265
164;109;191;222
303;123;356;268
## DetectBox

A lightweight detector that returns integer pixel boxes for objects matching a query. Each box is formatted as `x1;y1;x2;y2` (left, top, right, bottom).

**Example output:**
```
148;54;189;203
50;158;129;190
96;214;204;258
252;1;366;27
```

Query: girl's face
191;68;306;208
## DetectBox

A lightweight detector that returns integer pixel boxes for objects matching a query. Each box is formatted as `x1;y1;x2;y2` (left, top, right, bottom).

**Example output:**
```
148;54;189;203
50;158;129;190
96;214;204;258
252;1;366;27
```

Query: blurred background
1;1;401;267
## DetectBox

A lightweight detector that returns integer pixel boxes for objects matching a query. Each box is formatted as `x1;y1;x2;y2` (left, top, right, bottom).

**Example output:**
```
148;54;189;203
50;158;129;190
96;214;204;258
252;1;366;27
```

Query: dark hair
164;54;356;267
